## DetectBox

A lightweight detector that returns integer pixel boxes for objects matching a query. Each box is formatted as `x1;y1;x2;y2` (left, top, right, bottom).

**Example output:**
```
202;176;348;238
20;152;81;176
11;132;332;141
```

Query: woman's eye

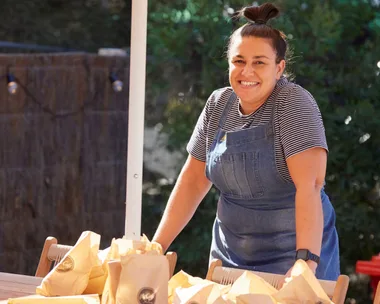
234;60;245;64
255;61;264;65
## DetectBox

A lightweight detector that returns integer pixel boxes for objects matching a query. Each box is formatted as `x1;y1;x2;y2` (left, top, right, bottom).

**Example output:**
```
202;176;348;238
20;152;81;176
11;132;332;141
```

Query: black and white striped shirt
186;77;328;182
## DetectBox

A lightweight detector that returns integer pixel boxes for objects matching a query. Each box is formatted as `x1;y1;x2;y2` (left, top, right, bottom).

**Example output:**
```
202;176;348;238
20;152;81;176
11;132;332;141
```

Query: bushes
144;1;380;302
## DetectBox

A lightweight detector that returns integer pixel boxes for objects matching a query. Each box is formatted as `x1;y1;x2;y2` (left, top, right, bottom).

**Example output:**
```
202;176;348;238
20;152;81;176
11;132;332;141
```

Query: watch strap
296;249;320;264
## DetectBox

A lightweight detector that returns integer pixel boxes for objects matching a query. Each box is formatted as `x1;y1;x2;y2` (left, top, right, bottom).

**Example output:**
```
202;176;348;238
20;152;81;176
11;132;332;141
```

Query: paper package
274;259;333;304
115;254;169;304
36;231;101;297
8;294;100;304
169;259;335;304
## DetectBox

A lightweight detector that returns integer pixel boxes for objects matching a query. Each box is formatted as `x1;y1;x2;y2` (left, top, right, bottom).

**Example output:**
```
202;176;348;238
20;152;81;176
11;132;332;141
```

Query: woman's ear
276;60;286;79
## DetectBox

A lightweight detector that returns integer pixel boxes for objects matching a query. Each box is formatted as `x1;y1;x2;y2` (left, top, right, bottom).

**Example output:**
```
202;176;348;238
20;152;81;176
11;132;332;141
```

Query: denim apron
205;91;340;280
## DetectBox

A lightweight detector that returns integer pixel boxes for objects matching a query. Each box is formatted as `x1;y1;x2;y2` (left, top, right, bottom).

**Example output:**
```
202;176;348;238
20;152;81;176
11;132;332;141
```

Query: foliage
145;0;380;303
163;96;205;153
0;0;131;52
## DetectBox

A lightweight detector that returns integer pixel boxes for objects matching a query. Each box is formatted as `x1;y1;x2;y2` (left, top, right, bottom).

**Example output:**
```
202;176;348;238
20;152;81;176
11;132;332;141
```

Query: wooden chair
35;236;177;278
206;259;349;304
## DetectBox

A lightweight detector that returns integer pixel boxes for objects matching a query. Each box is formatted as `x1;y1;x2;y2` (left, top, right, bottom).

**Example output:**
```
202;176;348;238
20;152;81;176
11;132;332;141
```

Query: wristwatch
295;249;320;264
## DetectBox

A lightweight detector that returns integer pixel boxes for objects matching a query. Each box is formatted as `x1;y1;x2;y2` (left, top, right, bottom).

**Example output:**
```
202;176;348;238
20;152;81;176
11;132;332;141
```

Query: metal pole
125;0;148;239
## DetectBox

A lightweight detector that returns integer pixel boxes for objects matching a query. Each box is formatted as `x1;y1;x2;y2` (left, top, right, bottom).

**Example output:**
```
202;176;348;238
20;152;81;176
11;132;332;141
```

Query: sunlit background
0;1;379;303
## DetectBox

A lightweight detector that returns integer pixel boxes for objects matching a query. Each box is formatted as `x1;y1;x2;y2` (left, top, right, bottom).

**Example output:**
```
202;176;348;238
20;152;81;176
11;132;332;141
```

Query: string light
2;73;109;118
7;73;18;95
109;72;123;92
2;70;125;118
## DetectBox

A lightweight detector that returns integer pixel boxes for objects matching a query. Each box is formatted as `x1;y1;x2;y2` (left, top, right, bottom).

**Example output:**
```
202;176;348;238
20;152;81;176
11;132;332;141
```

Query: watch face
297;249;308;260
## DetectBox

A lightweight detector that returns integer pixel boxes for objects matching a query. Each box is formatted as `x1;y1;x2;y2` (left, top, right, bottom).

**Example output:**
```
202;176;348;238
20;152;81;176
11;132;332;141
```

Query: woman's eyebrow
233;54;270;59
253;55;270;59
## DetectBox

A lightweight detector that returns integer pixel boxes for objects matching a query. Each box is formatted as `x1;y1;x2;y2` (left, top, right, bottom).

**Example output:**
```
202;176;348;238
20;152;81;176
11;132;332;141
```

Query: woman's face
228;36;285;114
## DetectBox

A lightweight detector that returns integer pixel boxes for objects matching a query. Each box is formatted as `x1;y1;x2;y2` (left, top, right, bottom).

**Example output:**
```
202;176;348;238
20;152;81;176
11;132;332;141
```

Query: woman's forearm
286;147;327;272
295;186;323;270
153;156;212;252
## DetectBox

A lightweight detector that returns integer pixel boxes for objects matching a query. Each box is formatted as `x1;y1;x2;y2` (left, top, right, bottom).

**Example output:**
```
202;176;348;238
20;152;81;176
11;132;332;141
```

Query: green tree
0;0;131;52
143;1;380;303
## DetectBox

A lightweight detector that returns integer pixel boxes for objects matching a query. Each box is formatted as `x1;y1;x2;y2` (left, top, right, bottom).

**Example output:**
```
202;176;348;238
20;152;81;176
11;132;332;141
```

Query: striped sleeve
278;85;328;159
186;91;216;162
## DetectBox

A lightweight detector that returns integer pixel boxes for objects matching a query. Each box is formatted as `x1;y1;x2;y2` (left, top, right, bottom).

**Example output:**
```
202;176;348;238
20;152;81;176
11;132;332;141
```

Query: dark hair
227;3;288;64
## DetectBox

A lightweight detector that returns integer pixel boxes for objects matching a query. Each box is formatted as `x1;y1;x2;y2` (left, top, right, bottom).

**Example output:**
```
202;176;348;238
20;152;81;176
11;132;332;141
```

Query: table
0;272;42;302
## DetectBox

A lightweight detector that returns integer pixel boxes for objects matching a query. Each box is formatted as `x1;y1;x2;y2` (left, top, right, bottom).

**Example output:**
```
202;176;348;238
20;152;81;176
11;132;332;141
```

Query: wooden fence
0;53;129;275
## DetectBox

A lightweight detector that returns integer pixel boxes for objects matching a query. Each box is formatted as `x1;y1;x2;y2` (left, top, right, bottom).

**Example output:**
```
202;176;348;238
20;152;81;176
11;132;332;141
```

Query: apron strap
218;91;237;128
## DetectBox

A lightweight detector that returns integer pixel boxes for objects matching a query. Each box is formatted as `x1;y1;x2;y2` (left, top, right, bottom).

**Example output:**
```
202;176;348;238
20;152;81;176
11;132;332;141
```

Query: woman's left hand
281;260;318;288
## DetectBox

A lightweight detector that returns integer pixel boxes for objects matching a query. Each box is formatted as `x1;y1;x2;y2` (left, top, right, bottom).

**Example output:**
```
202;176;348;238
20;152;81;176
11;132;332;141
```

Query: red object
356;255;380;298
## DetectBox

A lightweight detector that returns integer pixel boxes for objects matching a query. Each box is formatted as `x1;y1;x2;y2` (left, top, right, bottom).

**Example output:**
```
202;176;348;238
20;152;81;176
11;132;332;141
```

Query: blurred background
0;0;379;303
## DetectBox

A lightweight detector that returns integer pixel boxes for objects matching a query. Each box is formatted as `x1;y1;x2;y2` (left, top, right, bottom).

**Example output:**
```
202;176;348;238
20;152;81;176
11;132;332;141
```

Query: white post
125;0;148;239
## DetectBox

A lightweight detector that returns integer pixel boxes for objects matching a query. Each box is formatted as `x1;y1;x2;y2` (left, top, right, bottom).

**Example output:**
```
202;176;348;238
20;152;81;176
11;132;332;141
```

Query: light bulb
7;74;18;95
109;73;123;92
8;82;18;94
112;79;123;92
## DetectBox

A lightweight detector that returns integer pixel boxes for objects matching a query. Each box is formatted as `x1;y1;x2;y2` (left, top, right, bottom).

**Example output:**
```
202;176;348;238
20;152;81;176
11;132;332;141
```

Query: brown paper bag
100;235;164;302
115;254;169;304
274;259;332;304
36;231;101;297
7;294;100;304
84;238;120;295
101;260;121;304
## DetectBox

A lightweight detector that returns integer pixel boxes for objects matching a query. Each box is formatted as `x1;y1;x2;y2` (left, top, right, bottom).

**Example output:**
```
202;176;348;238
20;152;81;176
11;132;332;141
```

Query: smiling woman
153;2;341;282
228;36;285;114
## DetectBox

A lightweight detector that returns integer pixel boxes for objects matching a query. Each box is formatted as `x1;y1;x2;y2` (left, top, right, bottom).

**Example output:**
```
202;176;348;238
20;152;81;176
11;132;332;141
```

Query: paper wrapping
83;239;120;295
174;283;223;304
36;231;101;297
7;294;100;304
274;259;333;304
170;260;334;304
100;260;121;304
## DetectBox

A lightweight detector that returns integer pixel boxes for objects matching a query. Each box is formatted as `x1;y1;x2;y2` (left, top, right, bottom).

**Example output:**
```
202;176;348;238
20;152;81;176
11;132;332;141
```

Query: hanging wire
14;76;101;118
2;70;124;119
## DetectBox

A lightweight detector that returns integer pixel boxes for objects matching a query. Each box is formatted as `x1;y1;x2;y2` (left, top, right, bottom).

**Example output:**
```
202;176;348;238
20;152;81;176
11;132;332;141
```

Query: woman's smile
238;80;260;89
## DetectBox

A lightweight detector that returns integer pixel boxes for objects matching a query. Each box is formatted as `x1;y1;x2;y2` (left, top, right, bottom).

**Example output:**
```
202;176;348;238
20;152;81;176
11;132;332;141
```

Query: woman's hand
282;260;318;288
305;260;318;273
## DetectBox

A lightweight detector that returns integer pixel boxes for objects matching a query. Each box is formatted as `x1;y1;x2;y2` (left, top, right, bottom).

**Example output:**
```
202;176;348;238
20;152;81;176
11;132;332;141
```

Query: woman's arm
286;147;327;272
152;154;212;252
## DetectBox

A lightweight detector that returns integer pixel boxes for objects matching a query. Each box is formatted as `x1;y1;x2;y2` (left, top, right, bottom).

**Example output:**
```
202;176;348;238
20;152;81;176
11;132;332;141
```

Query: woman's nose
242;64;255;76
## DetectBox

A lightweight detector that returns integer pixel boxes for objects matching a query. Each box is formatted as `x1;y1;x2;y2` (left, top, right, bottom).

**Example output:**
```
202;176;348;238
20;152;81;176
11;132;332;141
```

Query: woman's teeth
240;81;259;86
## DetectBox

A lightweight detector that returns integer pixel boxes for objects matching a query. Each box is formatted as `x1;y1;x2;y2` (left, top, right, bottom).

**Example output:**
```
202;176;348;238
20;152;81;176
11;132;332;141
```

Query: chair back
35;236;177;278
205;259;349;304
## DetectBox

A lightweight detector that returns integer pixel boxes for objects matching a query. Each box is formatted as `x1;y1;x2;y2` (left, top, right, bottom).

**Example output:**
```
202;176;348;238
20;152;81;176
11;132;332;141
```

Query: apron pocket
209;151;264;199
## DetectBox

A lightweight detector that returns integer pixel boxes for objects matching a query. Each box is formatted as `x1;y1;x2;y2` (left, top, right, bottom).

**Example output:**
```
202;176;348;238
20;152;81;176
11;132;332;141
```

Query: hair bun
240;2;280;25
